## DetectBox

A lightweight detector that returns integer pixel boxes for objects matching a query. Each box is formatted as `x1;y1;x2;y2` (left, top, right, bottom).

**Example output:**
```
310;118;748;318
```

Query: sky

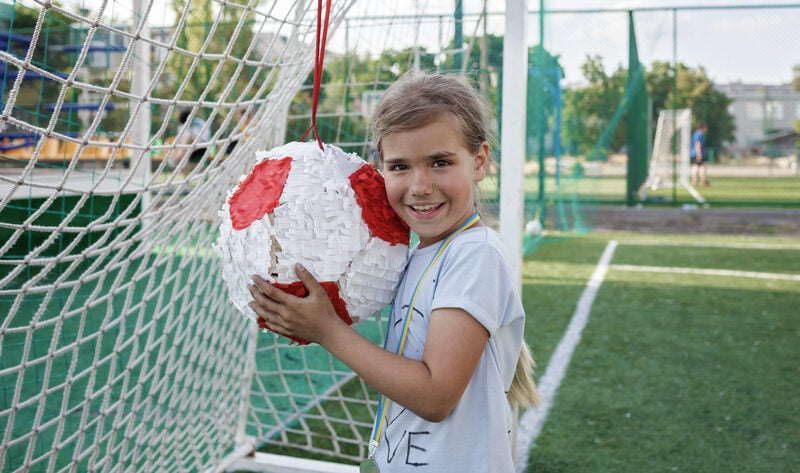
349;0;800;85
541;0;800;85
55;0;800;85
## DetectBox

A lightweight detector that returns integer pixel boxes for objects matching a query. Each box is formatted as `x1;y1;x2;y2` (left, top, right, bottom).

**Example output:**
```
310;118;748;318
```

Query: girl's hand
248;264;344;344
249;266;489;423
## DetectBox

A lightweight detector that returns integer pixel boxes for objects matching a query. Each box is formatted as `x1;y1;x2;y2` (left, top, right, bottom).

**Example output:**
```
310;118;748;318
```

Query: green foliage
793;64;800;91
5;4;85;130
284;52;399;151
441;33;504;105
285;35;506;153
4;1;266;137
646;61;735;151
526;45;564;159
562;56;630;156
158;1;260;133
562;56;737;157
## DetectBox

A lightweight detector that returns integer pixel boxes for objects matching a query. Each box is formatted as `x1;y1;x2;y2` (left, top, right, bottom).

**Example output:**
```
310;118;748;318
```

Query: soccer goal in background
638;108;706;205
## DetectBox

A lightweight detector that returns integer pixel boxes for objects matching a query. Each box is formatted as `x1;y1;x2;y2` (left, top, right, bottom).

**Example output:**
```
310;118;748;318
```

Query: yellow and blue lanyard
367;212;481;460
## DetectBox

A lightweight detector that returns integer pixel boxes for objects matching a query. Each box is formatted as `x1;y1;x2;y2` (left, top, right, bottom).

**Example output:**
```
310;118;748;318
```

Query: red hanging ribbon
301;0;332;151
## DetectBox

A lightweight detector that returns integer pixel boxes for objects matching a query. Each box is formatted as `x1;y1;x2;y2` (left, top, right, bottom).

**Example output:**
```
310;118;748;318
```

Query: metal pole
131;0;152;213
536;0;546;225
500;0;528;287
454;0;464;70
480;0;488;95
671;8;678;204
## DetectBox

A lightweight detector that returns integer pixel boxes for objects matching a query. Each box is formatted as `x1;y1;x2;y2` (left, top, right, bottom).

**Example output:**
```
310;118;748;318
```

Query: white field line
617;239;800;251
611;264;800;282
684;183;706;205
515;240;618;471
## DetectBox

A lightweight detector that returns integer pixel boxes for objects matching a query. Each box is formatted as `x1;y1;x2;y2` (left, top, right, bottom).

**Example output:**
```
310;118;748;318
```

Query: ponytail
508;341;542;409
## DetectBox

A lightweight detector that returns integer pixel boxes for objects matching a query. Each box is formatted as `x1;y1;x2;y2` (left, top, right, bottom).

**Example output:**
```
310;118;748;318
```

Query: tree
793;64;800;92
526;45;564;159
561;57;736;157
454;33;505;107
289;34;507;157
794;65;800;139
285;48;419;153
160;0;258;133
645;61;735;153
6;4;95;131
561;55;629;157
438;36;563;159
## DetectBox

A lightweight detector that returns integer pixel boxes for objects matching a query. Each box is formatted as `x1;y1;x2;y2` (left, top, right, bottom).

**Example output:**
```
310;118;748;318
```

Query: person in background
167;109;211;171
690;121;709;187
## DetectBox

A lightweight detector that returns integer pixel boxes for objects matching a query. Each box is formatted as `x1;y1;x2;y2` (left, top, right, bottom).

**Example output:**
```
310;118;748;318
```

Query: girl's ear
473;141;490;182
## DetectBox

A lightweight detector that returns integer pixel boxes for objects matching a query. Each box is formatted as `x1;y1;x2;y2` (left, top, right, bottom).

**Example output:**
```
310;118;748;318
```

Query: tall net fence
1;1;799;472
536;4;800;212
0;0;359;471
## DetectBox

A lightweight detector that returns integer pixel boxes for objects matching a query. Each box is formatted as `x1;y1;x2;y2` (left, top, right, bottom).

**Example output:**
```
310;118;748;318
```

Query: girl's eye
388;163;407;171
432;159;449;168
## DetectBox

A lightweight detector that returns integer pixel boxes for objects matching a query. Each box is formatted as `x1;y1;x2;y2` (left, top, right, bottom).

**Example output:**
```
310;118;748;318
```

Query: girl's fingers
247;267;333;343
248;283;283;320
251;274;283;298
255;274;303;302
248;290;289;334
248;299;269;321
248;281;279;309
294;264;324;296
251;266;321;302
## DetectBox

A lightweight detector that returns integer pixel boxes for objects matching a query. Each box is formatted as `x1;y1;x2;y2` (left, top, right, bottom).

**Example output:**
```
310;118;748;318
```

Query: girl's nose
409;170;433;196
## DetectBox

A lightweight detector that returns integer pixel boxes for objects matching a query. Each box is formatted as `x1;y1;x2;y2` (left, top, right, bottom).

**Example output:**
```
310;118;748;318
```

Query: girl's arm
248;264;488;423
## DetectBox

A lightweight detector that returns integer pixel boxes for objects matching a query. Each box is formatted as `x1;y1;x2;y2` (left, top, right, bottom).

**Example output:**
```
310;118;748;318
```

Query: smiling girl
249;73;539;472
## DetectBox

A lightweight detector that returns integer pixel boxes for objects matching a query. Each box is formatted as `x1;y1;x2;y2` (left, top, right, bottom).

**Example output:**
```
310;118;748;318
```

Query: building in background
716;82;800;156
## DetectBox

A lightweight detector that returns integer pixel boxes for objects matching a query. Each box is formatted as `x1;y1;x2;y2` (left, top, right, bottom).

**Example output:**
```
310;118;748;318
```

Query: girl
249;73;539;472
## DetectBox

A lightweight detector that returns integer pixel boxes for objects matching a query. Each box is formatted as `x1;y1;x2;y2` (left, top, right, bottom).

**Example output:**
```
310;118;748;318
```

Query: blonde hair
372;72;496;216
373;73;541;409
372;73;494;157
508;341;542;409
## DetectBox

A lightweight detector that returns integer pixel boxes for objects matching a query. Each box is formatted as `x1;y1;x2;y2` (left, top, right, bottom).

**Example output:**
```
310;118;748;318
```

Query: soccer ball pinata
214;141;410;344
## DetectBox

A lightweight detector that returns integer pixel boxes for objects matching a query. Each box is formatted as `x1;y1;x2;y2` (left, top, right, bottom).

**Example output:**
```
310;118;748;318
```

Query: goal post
638;108;705;204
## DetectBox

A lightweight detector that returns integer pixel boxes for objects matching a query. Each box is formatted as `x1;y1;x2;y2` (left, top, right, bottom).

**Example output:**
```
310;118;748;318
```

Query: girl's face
381;116;489;248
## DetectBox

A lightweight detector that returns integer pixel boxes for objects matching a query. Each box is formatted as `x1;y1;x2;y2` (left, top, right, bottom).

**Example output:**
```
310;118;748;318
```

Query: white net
639;108;692;200
235;3;489;468
0;1;486;471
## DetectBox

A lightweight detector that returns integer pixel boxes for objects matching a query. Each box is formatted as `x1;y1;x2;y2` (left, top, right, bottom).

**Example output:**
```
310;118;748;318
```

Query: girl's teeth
413;204;438;211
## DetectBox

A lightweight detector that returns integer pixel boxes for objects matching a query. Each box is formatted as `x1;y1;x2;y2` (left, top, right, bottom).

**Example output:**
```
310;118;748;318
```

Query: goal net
638;108;704;202
0;1;500;472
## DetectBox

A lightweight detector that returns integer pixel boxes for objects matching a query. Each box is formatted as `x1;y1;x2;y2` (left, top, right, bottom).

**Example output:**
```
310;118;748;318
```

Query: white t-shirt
373;226;525;472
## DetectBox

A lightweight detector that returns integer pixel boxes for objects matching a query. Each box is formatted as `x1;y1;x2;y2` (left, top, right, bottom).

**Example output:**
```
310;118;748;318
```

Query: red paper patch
349;165;410;245
228;157;293;230
257;281;352;346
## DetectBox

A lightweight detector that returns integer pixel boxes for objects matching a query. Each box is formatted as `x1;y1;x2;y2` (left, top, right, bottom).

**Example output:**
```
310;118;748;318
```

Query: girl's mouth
409;203;443;215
